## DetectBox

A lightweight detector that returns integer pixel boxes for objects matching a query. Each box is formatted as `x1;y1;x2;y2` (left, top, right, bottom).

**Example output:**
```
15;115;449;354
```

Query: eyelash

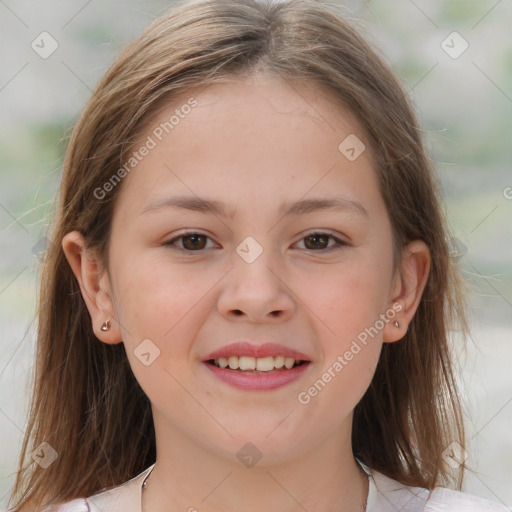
163;231;347;253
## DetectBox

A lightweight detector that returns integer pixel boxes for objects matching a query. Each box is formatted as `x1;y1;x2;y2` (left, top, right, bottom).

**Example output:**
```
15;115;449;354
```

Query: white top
48;462;511;511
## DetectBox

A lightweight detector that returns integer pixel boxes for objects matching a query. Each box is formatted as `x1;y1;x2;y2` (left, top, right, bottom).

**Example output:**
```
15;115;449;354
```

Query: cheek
302;253;389;396
308;255;391;335
299;265;384;420
112;261;211;403
112;251;203;335
109;254;218;391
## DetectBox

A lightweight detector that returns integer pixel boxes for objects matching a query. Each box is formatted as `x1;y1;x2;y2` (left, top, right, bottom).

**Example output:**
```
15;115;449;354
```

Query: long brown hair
9;0;468;509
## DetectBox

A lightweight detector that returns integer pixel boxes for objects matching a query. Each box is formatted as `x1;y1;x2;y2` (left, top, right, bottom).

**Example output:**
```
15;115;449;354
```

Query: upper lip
203;342;312;362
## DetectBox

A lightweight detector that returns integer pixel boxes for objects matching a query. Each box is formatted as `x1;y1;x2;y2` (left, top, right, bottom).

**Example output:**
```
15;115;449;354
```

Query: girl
9;0;510;511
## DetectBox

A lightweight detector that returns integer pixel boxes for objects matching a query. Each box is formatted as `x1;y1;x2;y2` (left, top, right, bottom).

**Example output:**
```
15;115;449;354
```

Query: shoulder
426;487;512;511
367;468;511;512
46;464;155;512
367;468;429;511
45;499;90;511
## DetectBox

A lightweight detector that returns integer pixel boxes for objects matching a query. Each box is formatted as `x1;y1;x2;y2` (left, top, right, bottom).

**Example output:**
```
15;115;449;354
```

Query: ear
383;240;430;343
61;231;122;345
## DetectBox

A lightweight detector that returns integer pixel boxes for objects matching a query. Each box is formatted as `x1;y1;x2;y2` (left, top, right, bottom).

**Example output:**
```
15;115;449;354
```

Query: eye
163;231;347;253
294;232;346;251
164;231;218;251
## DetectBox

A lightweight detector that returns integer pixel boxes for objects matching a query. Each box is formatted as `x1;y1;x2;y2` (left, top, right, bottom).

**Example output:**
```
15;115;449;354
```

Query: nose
216;242;296;323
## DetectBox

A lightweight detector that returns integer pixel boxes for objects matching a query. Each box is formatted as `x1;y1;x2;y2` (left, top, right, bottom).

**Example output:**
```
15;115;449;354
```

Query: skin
63;72;430;512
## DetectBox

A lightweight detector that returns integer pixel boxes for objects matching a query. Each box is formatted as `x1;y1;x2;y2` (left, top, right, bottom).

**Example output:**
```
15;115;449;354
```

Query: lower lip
203;362;311;390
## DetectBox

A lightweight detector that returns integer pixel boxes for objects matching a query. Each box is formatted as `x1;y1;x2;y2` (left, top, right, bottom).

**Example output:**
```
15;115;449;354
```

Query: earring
100;320;111;332
394;320;400;328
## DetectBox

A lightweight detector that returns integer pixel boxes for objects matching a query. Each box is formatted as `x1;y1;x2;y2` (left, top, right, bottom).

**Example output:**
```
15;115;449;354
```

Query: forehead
114;74;381;218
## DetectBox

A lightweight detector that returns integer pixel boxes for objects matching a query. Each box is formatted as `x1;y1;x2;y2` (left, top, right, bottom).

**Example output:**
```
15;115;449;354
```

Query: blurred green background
1;0;511;508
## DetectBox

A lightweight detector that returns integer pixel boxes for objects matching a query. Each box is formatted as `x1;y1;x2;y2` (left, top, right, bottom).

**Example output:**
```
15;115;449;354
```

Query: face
93;74;406;464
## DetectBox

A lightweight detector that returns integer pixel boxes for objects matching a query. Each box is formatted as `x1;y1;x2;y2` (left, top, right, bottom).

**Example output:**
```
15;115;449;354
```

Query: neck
142;415;369;512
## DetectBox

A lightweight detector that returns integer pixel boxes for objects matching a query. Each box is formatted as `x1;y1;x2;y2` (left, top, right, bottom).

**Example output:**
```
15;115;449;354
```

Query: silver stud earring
101;320;111;332
394;320;400;328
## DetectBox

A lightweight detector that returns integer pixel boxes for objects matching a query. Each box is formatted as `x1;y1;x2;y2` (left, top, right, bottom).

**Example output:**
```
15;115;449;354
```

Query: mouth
201;342;312;390
202;348;312;390
205;355;308;374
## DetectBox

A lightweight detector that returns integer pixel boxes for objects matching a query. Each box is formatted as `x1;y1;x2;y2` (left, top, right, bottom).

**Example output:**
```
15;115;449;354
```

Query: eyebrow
141;195;368;219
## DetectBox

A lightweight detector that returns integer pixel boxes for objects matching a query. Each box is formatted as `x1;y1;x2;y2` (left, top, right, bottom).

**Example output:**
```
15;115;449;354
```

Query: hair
9;0;469;509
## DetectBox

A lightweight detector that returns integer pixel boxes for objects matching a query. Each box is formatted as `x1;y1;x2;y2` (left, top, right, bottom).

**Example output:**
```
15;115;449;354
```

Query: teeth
256;356;274;371
239;356;256;370
212;356;300;371
284;357;295;369
274;355;285;369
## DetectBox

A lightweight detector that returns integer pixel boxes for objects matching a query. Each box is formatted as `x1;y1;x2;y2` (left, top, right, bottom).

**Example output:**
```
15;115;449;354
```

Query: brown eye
304;234;330;250
165;232;215;251
296;232;346;251
181;234;207;250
